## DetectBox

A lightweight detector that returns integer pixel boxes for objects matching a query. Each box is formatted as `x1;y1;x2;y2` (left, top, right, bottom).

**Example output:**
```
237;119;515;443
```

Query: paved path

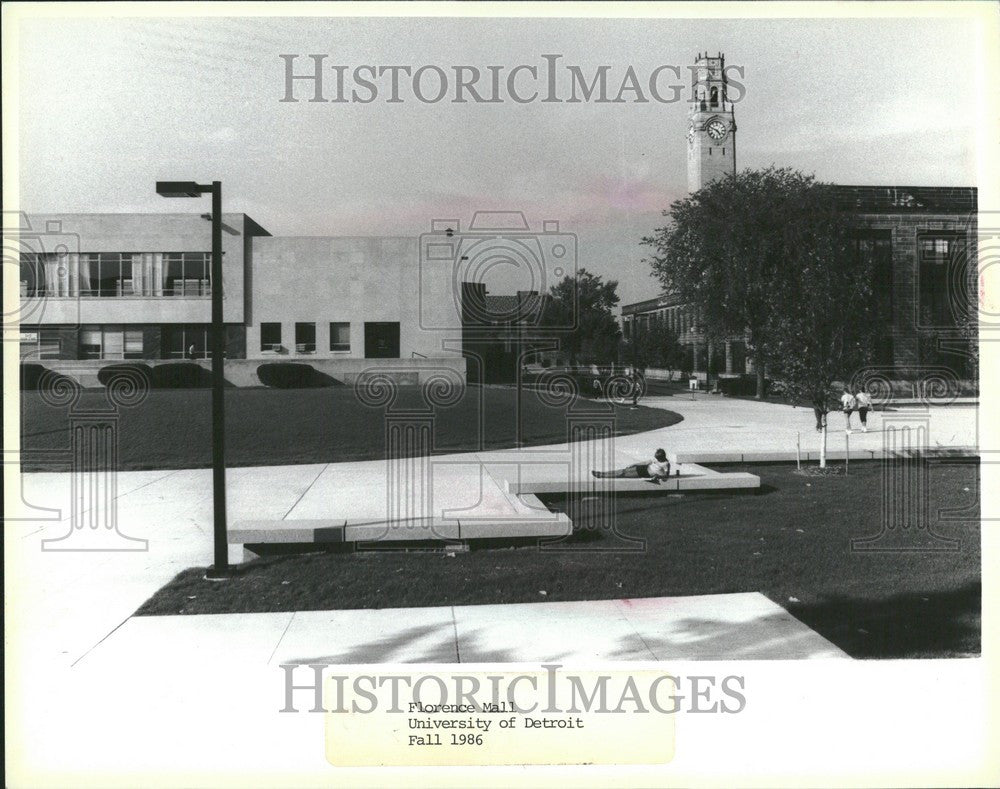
8;394;977;666
83;593;845;666
5;396;979;783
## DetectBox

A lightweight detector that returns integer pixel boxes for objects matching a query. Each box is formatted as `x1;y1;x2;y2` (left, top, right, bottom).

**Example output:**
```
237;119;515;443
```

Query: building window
75;253;133;297
76;325;142;360
164;253;211;297
20;254;44;297
19;328;62;360
80;328;103;359
21;252;211;298
295;322;316;354
261;323;282;353
919;236;965;327
165;324;210;359
124;329;144;359
330;322;351;352
20;253;80;297
710;86;718;106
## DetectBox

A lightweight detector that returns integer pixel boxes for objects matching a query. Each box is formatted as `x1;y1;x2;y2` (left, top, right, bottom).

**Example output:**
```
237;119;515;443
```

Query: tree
626;315;685;379
644;167;831;398
542;269;622;366
766;186;879;466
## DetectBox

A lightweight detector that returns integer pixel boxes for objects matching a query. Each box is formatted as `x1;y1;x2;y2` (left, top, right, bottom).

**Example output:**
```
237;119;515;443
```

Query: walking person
855;388;872;433
840;388;857;433
629;367;645;410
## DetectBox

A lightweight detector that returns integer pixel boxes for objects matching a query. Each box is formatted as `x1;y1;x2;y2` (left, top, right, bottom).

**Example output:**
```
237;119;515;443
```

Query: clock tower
687;52;737;192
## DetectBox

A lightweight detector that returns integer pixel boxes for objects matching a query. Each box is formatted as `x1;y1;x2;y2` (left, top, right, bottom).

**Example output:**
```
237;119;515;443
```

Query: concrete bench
230;507;572;561
503;472;759;495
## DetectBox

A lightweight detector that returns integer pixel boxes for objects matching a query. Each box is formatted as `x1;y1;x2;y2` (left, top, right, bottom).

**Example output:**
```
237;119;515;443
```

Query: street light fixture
156;180;229;579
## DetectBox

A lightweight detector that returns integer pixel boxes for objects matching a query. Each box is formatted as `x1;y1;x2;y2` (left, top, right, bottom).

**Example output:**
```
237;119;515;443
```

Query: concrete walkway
5;395;978;783
8;394;976;666
81;593;845;666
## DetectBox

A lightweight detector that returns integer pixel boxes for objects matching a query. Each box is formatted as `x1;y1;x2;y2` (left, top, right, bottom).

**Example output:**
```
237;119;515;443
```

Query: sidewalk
4;396;978;783
8;395;977;666
85;593;846;666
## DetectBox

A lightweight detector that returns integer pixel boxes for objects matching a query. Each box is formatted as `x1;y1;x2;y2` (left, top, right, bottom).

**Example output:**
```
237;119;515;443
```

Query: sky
14;14;981;307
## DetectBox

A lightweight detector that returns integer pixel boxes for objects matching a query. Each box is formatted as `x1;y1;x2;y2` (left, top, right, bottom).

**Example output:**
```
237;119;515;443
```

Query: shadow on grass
780;582;981;659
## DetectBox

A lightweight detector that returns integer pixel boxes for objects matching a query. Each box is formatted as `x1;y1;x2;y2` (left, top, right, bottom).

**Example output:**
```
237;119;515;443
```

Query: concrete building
17;213;465;383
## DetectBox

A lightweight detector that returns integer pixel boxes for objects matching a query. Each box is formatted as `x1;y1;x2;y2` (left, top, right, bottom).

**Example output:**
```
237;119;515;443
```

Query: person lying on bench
591;448;671;483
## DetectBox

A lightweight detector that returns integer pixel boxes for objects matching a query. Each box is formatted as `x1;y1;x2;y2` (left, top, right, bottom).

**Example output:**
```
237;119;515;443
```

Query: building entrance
364;322;400;358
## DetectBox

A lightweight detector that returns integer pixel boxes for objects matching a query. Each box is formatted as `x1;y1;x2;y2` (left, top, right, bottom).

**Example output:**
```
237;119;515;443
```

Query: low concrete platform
499;460;760;494
231;508;572;557
505;472;760;494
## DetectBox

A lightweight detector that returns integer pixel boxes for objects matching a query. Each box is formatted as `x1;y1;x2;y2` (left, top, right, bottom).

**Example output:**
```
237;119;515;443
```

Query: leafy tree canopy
542;268;621;365
643;167;878;402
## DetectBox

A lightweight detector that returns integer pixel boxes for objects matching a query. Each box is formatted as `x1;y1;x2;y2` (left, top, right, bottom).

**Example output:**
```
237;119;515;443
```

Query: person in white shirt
854;389;872;432
840;389;857;433
592;449;672;483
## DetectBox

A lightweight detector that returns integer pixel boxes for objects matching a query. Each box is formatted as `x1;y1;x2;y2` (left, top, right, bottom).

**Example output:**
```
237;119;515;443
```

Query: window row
261;322;351;354
20;253;211;298
19;325;216;361
627;306;699;337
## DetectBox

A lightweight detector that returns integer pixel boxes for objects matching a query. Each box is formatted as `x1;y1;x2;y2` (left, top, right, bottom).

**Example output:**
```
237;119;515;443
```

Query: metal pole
207;181;229;578
796;432;801;471
845;430;849;476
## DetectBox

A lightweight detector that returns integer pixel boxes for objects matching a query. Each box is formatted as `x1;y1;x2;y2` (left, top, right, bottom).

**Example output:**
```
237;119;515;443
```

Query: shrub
151;362;213;389
20;364;78;396
257;362;336;389
20;363;47;390
718;374;770;397
98;363;153;388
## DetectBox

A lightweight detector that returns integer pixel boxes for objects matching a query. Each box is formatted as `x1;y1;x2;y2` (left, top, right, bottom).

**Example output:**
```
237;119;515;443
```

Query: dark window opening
165;324;210;359
364;322;400;359
330;322;351;352
918;235;967;328
261;322;282;352
295;322;316;354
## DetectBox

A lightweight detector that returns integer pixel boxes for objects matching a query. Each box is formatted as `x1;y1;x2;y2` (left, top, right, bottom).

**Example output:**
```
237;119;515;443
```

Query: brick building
621;53;978;382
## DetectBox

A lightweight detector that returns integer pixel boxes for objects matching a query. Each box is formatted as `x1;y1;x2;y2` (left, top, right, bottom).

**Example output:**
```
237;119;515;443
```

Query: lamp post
156;181;229;579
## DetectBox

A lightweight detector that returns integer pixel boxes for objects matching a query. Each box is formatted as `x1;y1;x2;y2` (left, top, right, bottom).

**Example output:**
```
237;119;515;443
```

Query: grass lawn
20;385;681;471
136;460;980;659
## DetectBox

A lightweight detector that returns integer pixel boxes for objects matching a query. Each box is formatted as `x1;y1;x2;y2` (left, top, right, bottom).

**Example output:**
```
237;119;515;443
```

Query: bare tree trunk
820;414;828;469
755;363;766;399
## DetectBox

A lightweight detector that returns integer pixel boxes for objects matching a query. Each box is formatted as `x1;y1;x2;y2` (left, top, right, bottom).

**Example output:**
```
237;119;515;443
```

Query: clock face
707;119;728;141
